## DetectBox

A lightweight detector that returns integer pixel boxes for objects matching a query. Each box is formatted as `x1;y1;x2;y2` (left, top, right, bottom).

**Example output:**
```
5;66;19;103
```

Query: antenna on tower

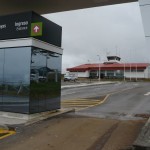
115;45;118;56
106;51;110;56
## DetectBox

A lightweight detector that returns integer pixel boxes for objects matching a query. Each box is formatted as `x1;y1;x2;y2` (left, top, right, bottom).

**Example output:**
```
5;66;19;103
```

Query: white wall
68;68;150;79
66;71;89;78
124;71;145;78
77;71;89;78
68;71;89;78
139;0;150;51
144;66;150;78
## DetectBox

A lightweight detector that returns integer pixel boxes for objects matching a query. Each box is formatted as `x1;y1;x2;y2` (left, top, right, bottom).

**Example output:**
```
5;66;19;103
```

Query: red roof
67;63;150;72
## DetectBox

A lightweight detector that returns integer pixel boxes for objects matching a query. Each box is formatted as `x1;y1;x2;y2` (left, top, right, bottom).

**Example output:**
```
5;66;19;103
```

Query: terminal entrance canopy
0;0;137;15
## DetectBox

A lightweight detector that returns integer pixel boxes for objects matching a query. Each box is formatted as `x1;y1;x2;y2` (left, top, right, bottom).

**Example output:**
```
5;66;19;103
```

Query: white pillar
139;0;150;51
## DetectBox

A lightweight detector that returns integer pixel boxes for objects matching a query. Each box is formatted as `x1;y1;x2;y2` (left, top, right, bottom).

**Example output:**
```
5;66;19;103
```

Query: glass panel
106;70;114;78
2;47;31;113
45;50;61;111
116;70;123;78
30;47;61;113
0;49;4;111
89;70;98;78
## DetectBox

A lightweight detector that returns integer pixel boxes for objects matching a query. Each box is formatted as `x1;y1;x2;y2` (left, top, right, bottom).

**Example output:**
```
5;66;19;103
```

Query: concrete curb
0;109;75;127
0;125;9;130
25;108;75;126
61;81;117;89
133;117;150;149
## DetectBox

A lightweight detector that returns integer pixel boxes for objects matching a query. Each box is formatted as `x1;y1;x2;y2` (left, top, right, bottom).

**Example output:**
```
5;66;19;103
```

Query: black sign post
0;11;62;114
0;11;62;47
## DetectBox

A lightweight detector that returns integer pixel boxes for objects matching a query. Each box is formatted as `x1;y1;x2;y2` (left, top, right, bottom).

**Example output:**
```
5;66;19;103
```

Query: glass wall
0;46;62;114
30;47;62;113
0;49;4;111
116;70;124;78
0;47;31;113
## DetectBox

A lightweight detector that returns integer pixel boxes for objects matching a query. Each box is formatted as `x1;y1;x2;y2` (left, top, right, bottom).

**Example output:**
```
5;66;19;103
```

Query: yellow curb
77;94;110;111
62;102;99;105
0;129;15;140
62;100;100;103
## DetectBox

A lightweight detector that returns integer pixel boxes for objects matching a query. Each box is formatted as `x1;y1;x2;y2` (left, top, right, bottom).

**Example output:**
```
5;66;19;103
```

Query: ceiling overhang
0;0;137;15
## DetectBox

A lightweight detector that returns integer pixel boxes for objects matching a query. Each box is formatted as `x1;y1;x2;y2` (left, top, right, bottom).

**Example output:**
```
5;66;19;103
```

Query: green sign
31;22;43;36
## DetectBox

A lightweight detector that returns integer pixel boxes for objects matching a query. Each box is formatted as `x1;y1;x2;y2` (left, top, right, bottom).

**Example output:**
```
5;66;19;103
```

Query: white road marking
61;91;77;96
144;92;150;96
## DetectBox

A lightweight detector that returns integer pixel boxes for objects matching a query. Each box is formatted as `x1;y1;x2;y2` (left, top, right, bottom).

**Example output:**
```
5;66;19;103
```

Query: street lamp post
124;62;125;81
136;64;137;81
97;55;101;81
130;63;132;81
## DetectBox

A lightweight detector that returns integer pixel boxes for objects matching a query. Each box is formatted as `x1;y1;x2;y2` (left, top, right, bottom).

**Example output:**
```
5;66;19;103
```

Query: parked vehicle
64;75;78;82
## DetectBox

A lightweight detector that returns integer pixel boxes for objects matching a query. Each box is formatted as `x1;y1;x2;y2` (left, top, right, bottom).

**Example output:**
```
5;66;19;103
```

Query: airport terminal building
0;0;150;114
67;56;150;79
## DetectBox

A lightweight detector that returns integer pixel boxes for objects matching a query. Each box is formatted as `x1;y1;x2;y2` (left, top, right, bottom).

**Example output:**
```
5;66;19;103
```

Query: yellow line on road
61;101;99;104
62;87;135;112
62;100;100;102
0;129;15;140
62;102;98;105
62;99;100;102
63;106;88;108
61;95;111;112
77;94;110;111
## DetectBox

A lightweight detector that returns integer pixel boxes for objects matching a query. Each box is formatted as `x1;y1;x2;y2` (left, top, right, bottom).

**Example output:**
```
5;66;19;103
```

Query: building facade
67;56;150;79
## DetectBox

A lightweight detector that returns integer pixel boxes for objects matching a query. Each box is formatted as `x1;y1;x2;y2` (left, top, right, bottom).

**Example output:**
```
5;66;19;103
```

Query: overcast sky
44;2;148;73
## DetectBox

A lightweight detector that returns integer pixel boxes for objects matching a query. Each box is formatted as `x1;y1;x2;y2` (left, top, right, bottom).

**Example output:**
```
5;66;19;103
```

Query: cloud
44;2;148;73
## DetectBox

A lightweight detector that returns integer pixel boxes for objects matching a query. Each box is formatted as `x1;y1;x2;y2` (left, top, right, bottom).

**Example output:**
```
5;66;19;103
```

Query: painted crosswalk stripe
61;97;105;111
0;129;15;140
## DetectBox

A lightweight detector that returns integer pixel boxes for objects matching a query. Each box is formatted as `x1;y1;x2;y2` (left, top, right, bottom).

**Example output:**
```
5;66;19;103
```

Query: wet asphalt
62;81;150;120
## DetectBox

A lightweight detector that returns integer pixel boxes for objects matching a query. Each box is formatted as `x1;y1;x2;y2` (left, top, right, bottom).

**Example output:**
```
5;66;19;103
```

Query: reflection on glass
0;49;4;110
0;47;31;113
0;46;62;114
30;47;62;113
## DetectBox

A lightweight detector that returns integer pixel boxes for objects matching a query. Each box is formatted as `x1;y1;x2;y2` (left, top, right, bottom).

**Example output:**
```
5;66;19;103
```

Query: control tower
104;56;121;64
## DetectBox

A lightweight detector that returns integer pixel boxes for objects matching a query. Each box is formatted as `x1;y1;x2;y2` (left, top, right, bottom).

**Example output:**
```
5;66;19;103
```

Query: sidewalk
61;81;116;89
0;109;74;126
0;116;146;150
134;117;150;149
0;81;116;126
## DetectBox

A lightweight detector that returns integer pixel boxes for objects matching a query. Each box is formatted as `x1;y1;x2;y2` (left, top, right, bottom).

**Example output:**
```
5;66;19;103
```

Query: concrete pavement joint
25;108;75;126
133;117;150;149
